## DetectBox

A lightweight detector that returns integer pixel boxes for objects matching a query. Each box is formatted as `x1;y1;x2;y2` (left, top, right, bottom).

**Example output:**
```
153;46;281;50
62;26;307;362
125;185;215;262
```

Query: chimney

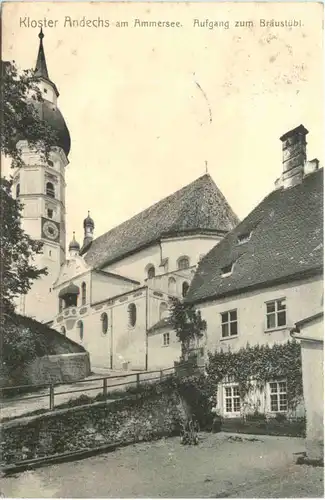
304;158;319;175
280;124;308;188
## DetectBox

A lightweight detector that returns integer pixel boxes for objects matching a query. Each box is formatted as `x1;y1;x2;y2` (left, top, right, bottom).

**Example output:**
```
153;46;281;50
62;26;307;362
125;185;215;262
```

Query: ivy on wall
206;341;303;410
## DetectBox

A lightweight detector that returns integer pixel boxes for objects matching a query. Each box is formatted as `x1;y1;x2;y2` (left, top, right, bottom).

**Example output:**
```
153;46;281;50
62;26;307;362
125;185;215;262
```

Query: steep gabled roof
84;174;239;268
186;169;323;304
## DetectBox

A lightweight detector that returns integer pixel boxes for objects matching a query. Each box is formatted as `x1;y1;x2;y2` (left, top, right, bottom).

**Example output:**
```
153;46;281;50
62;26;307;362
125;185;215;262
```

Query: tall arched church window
77;320;84;341
178;256;190;270
59;298;63;313
101;312;108;334
81;282;87;305
168;277;176;295
128;303;137;327
46;182;55;198
159;302;168;320
147;265;155;279
182;281;190;297
16;183;20;198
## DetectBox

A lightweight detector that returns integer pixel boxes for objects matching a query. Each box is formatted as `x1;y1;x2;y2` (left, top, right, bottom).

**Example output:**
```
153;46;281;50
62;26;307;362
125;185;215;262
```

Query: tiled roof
147;317;172;334
84;174;239;268
186;169;323;304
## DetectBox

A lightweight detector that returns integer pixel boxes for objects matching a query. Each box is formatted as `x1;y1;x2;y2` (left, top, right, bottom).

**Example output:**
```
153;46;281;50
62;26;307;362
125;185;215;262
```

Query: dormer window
221;263;235;277
237;231;252;245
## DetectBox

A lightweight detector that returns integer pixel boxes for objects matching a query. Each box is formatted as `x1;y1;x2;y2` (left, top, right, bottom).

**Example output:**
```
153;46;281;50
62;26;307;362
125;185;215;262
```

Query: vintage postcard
0;1;324;497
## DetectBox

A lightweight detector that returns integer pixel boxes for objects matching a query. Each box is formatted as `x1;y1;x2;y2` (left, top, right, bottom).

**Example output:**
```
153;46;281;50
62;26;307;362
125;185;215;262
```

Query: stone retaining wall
1;352;91;388
1;392;182;465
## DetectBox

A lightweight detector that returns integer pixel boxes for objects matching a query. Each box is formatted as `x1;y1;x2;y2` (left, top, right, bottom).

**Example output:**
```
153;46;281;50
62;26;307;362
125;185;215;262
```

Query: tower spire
35;28;49;80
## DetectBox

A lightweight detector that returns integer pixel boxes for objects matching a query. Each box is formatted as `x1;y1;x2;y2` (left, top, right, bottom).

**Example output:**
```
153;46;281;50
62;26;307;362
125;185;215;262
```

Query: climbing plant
206;341;303;410
169;297;206;362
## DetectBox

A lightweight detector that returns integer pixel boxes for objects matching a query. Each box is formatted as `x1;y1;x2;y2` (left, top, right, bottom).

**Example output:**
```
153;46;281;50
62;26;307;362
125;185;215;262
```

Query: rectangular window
224;385;241;414
163;332;170;346
221;309;238;338
269;381;287;412
266;299;286;330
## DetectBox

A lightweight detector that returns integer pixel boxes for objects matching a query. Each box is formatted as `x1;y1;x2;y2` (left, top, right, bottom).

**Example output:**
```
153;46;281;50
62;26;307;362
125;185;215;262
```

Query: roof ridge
92;174;216;243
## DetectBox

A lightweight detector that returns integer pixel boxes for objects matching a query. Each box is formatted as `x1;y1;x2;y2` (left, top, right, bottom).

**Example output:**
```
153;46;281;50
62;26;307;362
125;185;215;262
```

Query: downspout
145;286;149;371
159;240;163;266
110;306;113;370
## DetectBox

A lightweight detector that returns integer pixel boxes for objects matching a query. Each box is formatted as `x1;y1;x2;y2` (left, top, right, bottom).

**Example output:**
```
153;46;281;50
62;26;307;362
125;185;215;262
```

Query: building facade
14;31;240;370
51;174;239;370
13;30;71;323
185;125;323;419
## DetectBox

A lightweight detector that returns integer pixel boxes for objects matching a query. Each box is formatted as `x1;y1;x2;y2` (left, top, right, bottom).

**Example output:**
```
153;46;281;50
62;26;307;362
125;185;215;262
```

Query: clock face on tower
41;217;60;242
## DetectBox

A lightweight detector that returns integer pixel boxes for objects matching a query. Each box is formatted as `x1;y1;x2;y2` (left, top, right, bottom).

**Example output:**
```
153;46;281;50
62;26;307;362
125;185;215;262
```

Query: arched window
77;320;84;341
159;302;168;320
101;312;108;334
182;281;190;297
60;326;66;336
81;282;86;305
168;277;176;295
178;256;190;270
16;183;20;198
46;182;55;198
147;265;155;279
59;298;63;313
128;303;137;327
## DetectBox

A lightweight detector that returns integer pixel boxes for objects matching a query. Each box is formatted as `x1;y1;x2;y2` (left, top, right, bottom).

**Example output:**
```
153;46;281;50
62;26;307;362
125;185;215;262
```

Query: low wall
23;353;91;385
1;392;182;465
221;417;306;437
2;352;91;388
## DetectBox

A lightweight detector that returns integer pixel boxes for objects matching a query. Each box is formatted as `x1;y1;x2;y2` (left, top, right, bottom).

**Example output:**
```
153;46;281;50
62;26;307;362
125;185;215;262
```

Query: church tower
13;30;71;322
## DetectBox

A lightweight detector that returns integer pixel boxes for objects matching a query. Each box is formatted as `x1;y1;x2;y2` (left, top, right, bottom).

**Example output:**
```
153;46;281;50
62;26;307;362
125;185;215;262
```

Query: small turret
80;211;94;255
69;232;80;258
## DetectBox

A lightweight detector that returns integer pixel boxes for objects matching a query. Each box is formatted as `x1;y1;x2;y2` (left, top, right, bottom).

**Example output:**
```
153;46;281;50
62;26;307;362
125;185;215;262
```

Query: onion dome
83;211;95;229
68;232;80;252
30;29;71;156
30;99;71;156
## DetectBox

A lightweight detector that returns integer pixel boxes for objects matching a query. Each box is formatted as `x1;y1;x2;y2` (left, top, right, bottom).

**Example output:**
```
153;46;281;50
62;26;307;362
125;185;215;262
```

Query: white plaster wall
148;329;181;370
199;276;323;354
20;167;43;194
161;235;222;271
215;381;304;419
91;272;137;304
147;293;169;329
58;290;148;370
103;244;161;283
21;218;42;239
300;324;324;460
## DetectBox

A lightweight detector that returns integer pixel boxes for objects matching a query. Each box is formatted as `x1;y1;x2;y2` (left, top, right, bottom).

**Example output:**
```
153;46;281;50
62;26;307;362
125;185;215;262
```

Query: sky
2;2;323;247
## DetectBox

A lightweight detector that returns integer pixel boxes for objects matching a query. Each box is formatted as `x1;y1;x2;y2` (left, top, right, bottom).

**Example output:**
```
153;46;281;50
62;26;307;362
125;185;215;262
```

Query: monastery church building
14;31;239;371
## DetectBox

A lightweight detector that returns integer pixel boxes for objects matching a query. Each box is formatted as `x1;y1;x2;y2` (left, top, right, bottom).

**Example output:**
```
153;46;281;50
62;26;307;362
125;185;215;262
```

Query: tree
1;60;58;169
0;178;47;314
169;297;207;362
0;60;58;314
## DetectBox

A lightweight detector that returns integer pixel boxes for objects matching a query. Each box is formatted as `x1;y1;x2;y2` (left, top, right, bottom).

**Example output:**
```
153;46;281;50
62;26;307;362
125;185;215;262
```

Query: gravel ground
1;433;323;498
